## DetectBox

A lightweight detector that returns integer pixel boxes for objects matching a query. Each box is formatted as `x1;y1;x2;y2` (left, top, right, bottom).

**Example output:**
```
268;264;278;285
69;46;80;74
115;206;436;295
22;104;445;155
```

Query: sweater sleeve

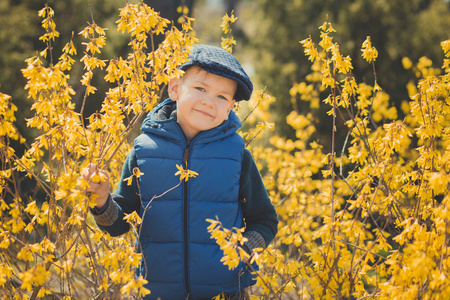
240;149;278;252
91;148;142;237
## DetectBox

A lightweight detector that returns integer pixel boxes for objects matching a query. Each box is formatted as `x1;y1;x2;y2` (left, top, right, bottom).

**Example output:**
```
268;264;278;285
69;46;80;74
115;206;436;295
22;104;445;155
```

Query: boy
85;44;278;300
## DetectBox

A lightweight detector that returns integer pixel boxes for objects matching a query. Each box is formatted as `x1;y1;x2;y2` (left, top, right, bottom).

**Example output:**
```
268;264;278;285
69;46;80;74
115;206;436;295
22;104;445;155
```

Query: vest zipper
183;143;191;299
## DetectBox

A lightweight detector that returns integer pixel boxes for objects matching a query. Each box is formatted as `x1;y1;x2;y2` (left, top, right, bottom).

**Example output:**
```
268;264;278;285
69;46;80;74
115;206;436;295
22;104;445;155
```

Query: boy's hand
82;163;110;209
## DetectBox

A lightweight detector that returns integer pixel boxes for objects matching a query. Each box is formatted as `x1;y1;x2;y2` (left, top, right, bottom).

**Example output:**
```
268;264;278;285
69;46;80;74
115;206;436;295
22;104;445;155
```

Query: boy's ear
225;100;236;118
168;77;180;100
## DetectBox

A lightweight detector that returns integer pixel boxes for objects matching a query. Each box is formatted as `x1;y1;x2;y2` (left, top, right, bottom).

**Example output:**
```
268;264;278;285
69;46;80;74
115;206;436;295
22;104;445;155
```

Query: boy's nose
200;95;214;107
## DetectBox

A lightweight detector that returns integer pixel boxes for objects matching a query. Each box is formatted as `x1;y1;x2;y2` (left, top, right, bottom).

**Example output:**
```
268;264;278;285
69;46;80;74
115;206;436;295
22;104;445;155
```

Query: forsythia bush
232;22;449;299
0;2;196;299
1;2;450;300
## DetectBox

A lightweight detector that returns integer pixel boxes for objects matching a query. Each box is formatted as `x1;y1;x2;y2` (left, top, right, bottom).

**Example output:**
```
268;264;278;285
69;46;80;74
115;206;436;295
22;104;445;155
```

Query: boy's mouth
194;108;213;118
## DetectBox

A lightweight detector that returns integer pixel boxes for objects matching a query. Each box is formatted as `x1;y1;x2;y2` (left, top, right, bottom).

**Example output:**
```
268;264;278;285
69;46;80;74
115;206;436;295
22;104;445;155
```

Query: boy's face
169;66;237;140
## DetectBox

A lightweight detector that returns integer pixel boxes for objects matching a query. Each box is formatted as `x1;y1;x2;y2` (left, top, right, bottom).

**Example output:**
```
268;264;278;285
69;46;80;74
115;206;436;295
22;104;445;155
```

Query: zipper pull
183;145;190;166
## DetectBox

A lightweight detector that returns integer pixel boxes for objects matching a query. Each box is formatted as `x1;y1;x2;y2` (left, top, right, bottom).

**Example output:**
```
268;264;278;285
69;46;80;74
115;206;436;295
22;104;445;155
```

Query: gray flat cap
179;44;253;101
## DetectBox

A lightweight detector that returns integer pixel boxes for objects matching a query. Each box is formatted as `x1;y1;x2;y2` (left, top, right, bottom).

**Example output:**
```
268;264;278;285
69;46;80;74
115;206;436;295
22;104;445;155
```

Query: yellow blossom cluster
206;218;251;270
220;11;238;53
238;89;275;147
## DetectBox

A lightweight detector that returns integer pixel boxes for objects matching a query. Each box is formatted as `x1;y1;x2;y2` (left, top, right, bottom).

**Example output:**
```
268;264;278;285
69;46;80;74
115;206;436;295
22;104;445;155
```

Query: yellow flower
123;167;144;186
124;211;142;226
361;36;378;63
318;21;336;33
402;57;413;69
300;36;320;62
175;163;198;182
221;11;238;35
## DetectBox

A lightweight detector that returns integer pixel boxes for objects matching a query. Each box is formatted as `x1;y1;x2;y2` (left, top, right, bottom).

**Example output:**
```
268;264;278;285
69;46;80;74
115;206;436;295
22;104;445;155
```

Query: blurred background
1;0;450;151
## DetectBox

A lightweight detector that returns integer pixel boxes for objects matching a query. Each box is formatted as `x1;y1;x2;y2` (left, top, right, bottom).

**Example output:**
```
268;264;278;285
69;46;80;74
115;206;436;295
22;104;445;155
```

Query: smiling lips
194;108;214;118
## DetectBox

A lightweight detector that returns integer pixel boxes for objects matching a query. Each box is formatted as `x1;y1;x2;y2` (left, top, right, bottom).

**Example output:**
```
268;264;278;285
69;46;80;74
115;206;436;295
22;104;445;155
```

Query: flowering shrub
207;20;450;300
1;2;450;300
0;2;196;299
235;21;449;299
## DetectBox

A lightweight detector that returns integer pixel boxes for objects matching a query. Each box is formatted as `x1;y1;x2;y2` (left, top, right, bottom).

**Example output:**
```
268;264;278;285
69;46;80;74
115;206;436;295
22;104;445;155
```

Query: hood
140;99;242;144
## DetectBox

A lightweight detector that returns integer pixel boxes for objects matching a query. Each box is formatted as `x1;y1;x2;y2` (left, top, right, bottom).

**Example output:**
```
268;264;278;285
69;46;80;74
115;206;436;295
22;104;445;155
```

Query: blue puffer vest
134;99;254;299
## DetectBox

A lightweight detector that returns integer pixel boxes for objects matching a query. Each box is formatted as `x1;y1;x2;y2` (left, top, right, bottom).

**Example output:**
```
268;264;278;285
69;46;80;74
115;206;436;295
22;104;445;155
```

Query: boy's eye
218;95;229;101
195;87;205;92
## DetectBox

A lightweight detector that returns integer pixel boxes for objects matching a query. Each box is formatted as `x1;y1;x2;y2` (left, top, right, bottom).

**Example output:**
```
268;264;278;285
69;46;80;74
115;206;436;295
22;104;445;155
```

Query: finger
88;163;99;174
92;169;108;181
99;168;109;179
81;166;90;178
82;163;105;180
86;180;102;193
82;163;96;177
